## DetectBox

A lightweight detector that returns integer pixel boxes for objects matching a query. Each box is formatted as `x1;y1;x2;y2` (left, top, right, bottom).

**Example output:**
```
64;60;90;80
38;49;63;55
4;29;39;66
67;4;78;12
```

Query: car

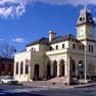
1;75;18;85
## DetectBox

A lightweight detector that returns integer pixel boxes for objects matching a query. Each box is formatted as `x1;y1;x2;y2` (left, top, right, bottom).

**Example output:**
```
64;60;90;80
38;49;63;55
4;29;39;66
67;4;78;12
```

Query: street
0;84;96;96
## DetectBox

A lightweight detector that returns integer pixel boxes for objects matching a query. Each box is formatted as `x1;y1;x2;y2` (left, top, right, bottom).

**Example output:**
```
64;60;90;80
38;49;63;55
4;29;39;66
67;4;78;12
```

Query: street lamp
84;44;87;81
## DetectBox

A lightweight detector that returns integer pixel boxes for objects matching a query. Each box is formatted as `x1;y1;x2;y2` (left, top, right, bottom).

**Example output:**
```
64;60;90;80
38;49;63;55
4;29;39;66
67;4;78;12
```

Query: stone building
14;7;96;84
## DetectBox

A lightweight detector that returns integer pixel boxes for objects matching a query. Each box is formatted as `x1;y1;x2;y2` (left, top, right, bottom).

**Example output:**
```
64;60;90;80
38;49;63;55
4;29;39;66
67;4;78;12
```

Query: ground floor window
16;62;19;74
20;62;23;74
25;65;29;74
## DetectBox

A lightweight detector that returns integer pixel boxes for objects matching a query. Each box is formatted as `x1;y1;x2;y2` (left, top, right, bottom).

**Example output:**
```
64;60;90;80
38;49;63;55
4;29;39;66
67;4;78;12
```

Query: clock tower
76;7;95;41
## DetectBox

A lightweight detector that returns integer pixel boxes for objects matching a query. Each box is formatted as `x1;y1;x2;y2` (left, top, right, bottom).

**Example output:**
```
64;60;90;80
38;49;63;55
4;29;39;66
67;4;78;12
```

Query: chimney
49;30;56;42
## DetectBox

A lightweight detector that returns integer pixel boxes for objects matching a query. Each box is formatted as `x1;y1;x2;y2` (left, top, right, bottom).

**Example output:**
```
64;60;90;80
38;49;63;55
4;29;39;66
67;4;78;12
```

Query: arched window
16;62;19;74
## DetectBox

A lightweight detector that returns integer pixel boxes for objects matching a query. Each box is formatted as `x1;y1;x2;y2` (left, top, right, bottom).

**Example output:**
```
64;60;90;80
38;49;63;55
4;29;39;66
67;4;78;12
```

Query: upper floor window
31;48;33;50
89;45;91;52
50;46;52;51
62;44;65;49
56;45;58;50
72;44;76;49
89;45;94;53
20;62;23;74
79;45;81;50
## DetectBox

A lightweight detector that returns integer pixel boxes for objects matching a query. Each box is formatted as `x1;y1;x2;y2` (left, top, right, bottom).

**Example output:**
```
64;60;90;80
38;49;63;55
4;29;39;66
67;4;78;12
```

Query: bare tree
0;44;16;58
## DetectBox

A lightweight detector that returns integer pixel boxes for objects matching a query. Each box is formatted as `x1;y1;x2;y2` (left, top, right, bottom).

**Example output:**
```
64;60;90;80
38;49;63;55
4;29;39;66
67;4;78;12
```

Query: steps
48;76;67;84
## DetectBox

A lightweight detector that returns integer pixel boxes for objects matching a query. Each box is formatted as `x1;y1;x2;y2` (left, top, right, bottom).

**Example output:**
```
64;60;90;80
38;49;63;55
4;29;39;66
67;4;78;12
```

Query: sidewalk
22;81;96;89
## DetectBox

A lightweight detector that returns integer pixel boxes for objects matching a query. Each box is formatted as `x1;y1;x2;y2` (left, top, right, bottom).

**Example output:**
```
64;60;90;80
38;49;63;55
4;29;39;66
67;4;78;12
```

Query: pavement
22;81;96;89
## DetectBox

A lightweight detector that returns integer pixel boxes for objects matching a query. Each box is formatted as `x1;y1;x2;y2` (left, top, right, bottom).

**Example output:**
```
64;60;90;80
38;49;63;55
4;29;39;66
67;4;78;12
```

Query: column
51;61;53;76
66;54;71;85
57;62;60;77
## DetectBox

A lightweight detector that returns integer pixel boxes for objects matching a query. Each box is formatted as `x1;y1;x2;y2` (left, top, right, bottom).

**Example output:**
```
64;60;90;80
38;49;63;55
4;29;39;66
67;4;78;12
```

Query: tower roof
76;7;96;26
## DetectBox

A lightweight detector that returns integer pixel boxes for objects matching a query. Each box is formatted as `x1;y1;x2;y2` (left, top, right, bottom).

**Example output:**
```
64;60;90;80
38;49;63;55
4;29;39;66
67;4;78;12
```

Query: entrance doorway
34;64;39;80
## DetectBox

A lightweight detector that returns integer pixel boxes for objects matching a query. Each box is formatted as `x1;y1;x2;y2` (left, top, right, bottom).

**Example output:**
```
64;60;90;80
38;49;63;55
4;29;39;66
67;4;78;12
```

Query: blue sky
0;0;96;51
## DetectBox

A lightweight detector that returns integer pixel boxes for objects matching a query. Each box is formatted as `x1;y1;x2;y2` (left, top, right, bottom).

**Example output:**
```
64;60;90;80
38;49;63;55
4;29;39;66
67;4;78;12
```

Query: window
79;45;81;50
62;44;65;48
56;45;58;49
20;62;23;74
82;45;84;50
16;62;19;74
25;65;29;74
79;17;82;21
50;46;52;50
79;17;85;21
91;45;94;52
8;64;11;71
72;44;76;49
1;63;4;71
89;45;91;52
89;45;94;52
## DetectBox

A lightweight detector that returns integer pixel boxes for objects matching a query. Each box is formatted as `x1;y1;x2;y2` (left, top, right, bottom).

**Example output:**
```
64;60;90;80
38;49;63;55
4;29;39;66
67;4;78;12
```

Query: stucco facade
14;7;96;84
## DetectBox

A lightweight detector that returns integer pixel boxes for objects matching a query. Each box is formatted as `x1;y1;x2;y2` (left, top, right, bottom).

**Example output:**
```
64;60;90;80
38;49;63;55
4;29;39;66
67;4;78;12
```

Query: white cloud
0;0;32;18
0;0;96;18
12;38;26;43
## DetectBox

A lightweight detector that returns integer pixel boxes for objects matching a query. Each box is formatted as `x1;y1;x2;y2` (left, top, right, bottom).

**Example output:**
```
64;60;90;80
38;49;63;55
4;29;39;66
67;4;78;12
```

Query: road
0;84;96;96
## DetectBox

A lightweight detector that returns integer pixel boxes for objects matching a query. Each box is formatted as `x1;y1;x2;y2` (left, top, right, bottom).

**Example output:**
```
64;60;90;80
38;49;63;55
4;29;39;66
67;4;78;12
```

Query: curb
22;82;96;89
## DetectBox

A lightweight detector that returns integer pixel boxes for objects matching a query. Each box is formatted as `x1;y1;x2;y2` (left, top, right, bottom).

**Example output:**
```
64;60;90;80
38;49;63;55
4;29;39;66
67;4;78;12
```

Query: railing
46;48;84;56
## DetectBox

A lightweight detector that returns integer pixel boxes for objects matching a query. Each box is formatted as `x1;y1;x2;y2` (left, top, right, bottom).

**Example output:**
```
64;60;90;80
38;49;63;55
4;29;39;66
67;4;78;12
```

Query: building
14;7;96;84
0;58;14;76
